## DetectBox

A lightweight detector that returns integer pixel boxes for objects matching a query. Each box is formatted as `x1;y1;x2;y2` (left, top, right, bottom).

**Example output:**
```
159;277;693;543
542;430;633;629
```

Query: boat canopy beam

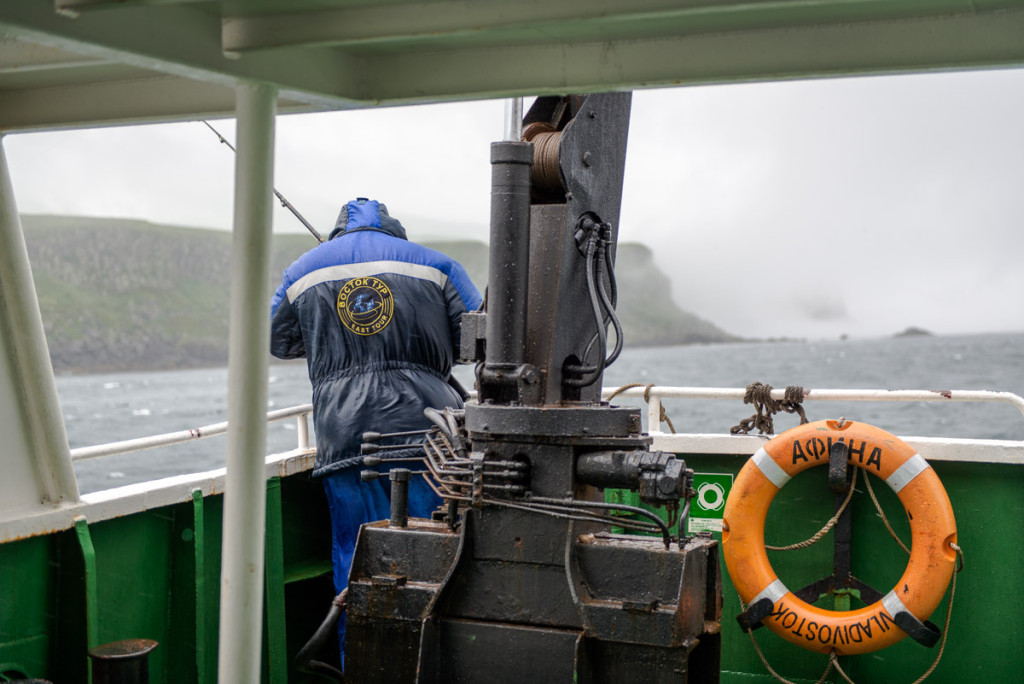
216;81;276;684
4;1;1024;131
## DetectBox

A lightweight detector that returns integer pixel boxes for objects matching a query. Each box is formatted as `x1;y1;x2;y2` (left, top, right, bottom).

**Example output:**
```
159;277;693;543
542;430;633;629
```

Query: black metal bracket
893;611;942;648
740;585;941;647
458;310;487;364
477;362;543;405
736;597;774;633
792;575;884;606
828;439;849;492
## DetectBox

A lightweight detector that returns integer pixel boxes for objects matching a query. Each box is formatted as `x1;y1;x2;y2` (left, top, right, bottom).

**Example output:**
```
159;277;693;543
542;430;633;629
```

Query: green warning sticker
688;472;733;534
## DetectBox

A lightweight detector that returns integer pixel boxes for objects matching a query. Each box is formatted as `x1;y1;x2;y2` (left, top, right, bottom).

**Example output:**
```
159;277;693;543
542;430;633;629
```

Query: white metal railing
599;386;1024;436
599;386;1024;464
66;388;1024;464
69;404;314;462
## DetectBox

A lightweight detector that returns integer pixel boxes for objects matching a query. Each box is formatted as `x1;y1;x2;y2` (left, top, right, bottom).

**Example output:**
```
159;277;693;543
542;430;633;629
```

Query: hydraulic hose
596;233;623;366
565;233;606;388
566;220;624;386
294;590;347;682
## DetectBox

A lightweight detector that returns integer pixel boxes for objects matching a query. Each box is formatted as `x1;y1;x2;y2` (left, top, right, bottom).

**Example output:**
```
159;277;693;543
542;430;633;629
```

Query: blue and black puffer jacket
270;199;482;478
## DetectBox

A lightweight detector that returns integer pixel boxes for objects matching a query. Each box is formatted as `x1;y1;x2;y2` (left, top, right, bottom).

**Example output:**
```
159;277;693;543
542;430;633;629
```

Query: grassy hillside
21;215;735;373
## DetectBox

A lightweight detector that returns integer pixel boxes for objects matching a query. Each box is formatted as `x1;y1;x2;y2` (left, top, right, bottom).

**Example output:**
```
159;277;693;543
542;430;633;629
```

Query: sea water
59;332;1024;494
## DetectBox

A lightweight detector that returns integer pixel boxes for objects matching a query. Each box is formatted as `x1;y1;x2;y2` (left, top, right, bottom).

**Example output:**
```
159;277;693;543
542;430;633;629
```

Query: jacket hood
328;198;408;241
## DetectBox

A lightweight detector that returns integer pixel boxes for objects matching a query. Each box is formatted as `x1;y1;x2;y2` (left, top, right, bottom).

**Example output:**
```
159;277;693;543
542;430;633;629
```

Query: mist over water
60;332;1024;494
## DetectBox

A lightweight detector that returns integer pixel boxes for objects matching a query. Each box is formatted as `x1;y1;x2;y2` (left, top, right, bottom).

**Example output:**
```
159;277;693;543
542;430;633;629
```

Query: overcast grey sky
6;68;1024;340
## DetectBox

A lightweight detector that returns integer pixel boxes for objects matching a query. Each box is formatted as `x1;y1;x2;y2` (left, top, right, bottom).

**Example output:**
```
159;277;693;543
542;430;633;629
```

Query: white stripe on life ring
753;447;792;489
752;578;789;607
882;589;910;620
885;453;930;493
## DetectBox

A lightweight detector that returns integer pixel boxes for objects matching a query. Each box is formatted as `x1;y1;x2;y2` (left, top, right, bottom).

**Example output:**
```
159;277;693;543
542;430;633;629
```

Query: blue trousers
322;468;442;665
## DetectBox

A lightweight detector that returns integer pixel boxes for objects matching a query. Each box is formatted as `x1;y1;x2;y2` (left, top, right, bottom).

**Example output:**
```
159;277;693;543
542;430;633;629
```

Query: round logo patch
336;276;394;336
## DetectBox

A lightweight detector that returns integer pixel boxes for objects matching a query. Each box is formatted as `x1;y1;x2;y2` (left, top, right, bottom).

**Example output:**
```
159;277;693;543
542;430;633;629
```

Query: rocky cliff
21;215;736;373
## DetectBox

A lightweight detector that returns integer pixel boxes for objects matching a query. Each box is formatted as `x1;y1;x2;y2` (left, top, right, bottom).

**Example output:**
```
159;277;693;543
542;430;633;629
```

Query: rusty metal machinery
346;93;722;683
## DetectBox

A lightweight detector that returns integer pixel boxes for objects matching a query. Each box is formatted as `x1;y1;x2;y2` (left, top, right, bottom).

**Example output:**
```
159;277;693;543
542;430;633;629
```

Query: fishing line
200;120;324;243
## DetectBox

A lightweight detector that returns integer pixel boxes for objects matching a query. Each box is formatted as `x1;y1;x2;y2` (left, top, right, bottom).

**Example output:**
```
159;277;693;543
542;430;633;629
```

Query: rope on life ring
722;419;958;656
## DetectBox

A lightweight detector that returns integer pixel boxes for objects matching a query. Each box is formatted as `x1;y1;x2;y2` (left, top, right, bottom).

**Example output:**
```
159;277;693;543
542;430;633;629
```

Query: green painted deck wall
1;456;1020;682
0;472;332;684
612;454;1024;683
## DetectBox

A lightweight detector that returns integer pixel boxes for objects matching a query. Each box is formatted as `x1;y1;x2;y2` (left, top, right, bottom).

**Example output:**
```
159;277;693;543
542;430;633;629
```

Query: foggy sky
6;68;1024;340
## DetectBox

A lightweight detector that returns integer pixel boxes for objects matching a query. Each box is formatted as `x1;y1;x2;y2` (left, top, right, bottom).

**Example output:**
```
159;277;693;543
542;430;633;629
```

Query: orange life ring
722;419;957;655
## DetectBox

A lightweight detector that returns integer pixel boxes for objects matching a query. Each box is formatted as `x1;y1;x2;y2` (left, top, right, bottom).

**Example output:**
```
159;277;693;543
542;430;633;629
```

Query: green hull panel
612;455;1024;683
0;473;332;684
1;456;1019;682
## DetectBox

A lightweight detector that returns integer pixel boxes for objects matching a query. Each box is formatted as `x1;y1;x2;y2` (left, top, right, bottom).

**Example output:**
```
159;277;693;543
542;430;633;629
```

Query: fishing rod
200;120;324;244
202;119;467;395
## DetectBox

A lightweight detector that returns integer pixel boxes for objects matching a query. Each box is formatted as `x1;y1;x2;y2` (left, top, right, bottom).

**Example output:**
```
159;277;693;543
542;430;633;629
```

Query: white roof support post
503;97;523;141
217;82;277;684
0;136;79;515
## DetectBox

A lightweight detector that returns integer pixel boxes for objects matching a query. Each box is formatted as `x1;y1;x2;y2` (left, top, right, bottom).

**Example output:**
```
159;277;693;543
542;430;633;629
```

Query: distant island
21;215;738;374
894;326;935;338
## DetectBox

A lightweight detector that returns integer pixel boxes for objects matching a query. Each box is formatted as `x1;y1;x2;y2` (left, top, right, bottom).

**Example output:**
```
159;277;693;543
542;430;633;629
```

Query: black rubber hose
584;233;606;377
565;234;606;388
605;229;619;308
528;496;673;549
443;409;469;459
305;660;344;682
576;223;623;371
294;590;347;682
596;239;623;367
423;406;456;440
677;499;692;548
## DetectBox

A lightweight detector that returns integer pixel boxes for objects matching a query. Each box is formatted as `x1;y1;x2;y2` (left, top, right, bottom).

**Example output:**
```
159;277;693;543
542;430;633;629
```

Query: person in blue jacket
270;198;482;658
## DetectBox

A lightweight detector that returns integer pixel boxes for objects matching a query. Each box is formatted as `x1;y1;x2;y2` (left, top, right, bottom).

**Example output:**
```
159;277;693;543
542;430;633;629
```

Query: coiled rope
765;467;859;552
730;382;808;435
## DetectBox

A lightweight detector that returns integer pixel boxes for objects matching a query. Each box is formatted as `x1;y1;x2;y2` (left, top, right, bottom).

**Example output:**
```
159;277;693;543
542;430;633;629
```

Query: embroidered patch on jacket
336;276;395;335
